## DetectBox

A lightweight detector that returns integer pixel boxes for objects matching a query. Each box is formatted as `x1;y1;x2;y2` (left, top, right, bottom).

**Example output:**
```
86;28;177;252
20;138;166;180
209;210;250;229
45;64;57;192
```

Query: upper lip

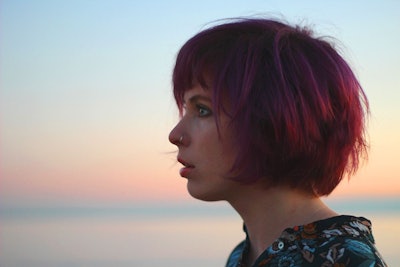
178;158;194;168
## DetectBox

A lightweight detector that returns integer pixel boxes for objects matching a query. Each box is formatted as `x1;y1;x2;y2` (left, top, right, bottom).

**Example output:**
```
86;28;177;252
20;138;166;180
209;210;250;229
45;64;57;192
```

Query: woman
168;18;387;267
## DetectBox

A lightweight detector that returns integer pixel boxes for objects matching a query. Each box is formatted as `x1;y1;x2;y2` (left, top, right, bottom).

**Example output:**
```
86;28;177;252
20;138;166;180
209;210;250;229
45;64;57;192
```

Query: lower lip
179;167;194;177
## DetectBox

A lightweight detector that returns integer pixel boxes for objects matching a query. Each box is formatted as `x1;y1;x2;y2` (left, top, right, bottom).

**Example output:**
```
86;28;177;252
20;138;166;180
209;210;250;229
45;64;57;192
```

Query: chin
186;183;225;202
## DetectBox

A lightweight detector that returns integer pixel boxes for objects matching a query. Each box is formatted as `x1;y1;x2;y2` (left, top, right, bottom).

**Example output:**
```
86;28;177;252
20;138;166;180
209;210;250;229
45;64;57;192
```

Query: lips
178;158;194;168
178;158;195;177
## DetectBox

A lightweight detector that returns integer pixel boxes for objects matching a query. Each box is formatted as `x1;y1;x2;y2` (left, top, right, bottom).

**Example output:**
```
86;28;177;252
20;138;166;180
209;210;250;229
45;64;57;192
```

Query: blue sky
1;0;399;205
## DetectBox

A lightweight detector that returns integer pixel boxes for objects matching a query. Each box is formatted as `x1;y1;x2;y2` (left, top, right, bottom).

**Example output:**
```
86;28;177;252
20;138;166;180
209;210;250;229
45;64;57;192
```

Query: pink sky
1;1;399;206
1;118;399;205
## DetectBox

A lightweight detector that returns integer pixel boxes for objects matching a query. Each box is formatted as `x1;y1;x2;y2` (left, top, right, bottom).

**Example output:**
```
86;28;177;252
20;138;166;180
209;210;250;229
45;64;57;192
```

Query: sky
1;0;399;206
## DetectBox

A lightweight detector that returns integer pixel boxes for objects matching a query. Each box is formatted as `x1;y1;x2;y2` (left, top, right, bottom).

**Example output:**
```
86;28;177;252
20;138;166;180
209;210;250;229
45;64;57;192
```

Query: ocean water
1;199;399;267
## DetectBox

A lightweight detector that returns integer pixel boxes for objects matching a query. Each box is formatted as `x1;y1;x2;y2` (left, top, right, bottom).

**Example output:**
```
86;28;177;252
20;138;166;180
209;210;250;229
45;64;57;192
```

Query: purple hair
172;18;369;196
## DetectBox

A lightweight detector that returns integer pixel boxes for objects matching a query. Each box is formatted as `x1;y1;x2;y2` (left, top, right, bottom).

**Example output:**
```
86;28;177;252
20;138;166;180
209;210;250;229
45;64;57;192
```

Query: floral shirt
226;215;387;267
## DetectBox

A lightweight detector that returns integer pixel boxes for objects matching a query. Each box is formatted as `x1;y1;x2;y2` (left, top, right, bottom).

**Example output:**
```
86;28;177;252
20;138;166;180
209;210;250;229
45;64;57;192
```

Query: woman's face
169;84;241;201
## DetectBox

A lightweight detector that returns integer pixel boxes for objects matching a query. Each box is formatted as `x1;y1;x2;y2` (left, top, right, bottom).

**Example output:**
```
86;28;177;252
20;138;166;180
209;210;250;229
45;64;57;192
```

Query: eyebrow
184;94;212;104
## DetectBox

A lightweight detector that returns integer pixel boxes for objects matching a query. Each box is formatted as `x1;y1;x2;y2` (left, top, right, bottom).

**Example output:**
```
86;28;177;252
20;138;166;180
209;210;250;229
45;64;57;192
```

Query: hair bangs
172;34;222;116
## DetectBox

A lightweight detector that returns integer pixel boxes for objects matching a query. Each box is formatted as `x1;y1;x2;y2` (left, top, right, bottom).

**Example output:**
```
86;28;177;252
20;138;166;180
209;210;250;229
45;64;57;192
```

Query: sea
1;198;399;267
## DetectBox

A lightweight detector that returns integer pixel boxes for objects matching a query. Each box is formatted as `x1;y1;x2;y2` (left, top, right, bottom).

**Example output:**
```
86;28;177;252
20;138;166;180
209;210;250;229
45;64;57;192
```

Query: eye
197;105;212;117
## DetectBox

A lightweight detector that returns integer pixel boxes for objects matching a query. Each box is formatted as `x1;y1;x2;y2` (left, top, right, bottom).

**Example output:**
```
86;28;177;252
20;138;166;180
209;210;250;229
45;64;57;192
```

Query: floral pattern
226;216;387;267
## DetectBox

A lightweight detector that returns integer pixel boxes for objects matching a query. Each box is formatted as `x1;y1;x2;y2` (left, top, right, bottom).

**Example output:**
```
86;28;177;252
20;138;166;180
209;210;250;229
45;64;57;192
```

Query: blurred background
1;0;399;266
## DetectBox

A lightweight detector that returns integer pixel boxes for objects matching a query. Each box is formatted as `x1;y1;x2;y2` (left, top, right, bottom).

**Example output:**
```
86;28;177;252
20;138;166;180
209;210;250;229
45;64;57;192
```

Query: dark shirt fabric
226;215;387;267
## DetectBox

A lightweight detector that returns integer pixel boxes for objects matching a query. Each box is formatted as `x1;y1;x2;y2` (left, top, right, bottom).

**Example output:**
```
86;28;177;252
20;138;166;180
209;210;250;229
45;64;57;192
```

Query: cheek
194;121;220;149
203;136;236;174
194;117;237;174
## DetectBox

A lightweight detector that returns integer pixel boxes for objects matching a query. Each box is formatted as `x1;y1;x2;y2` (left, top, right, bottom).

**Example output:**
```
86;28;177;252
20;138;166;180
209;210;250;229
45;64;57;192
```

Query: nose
169;121;183;146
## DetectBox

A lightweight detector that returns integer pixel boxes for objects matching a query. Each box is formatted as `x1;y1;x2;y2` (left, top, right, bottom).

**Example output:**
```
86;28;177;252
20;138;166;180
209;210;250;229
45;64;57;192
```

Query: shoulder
258;235;386;267
260;216;387;266
226;216;387;267
312;235;387;266
285;215;387;266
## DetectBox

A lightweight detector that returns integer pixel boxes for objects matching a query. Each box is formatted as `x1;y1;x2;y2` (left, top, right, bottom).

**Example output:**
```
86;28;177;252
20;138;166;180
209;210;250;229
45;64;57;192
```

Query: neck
227;185;337;266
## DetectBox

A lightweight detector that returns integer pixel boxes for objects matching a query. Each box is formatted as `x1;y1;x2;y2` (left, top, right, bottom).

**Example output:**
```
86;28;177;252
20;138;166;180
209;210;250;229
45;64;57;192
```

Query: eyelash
182;103;212;118
197;104;212;117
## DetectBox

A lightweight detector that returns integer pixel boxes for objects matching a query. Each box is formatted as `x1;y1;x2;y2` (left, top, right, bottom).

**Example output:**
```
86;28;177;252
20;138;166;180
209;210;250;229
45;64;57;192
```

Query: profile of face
169;85;241;201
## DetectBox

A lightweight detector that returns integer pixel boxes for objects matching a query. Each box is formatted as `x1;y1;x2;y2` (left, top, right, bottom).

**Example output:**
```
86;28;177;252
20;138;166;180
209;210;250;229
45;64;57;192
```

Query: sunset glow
1;0;399;207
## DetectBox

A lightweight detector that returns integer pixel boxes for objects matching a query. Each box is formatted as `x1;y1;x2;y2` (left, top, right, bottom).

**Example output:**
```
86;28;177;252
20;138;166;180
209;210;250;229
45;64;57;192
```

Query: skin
168;84;241;201
169;84;338;267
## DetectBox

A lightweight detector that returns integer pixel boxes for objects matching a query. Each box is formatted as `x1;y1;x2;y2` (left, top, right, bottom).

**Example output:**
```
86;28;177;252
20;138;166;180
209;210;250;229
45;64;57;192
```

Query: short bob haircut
172;18;369;196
